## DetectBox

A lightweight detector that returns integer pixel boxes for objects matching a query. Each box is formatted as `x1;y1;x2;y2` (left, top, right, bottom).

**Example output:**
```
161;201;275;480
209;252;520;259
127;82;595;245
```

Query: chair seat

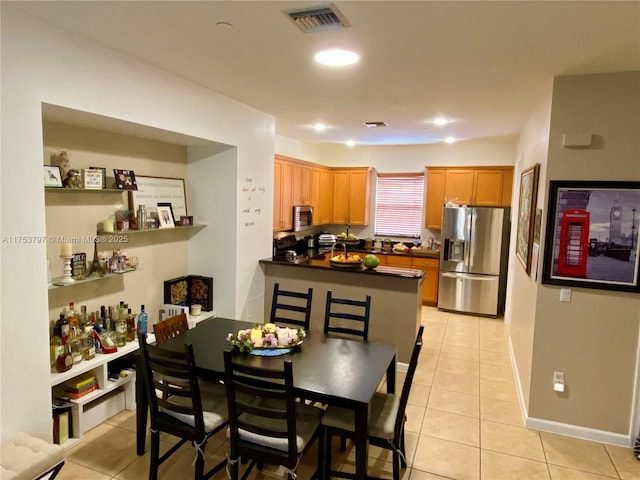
0;432;65;480
321;392;400;440
228;401;323;453
160;382;228;432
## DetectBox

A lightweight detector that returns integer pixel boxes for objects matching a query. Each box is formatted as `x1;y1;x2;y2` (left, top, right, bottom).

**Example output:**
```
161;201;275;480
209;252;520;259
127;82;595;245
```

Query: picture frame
515;164;540;274
44;165;63;187
82;168;104;190
157;202;175;224
541;180;640;293
128;176;187;219
89;166;107;189
157;205;175;228
113;169;138;190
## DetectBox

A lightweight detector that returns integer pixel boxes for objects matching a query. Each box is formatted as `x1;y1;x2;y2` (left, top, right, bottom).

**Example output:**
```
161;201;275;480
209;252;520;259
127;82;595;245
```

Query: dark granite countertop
348;248;440;259
259;255;424;279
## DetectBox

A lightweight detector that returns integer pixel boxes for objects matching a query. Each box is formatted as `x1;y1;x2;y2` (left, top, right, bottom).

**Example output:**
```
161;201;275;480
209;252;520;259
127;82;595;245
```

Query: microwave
293;205;314;232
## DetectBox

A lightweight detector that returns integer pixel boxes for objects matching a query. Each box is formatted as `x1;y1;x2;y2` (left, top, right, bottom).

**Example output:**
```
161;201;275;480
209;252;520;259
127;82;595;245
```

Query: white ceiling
12;1;640;146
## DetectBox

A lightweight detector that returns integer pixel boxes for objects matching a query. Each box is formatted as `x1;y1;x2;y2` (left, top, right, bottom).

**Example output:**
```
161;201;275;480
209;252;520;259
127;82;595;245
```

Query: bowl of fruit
337;231;360;245
330;253;363;268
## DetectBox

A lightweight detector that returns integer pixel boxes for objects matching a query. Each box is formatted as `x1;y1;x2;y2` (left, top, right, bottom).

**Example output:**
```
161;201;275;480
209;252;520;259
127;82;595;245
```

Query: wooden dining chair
323;290;371;340
223;350;324;480
321;325;424;480
153;312;189;343
270;282;314;330
138;332;228;480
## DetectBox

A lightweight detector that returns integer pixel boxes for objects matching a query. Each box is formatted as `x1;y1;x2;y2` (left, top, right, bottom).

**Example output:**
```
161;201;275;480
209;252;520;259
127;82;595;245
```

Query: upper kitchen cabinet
330;167;372;226
424;166;514;229
311;166;331;225
274;156;294;231
292;162;312;206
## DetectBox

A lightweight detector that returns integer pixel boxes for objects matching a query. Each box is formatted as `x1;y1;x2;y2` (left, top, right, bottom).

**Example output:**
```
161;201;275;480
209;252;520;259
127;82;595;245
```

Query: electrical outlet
560;288;571;302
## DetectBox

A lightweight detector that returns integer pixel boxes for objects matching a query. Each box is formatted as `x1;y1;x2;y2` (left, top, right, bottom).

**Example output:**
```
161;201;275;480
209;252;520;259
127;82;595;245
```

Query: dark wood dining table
136;317;396;480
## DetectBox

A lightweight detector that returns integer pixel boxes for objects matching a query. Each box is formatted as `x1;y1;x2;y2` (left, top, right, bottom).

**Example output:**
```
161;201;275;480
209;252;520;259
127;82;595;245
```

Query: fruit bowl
330;259;363;268
330;253;363;268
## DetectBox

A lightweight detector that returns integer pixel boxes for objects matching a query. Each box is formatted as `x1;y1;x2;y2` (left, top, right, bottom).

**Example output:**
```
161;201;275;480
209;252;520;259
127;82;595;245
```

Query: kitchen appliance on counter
317;233;337;254
438;206;510;317
272;234;309;263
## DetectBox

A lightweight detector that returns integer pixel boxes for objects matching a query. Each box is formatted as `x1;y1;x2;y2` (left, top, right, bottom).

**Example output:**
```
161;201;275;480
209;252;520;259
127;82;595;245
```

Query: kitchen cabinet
424;166;513;229
292;162;312;206
412;257;439;306
384;254;413;268
330;167;372;226
311;166;331;225
274;156;294;231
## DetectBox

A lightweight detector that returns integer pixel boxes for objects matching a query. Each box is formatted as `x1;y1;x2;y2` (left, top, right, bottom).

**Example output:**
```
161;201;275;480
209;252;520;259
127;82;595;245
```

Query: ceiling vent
364;121;389;128
283;3;350;33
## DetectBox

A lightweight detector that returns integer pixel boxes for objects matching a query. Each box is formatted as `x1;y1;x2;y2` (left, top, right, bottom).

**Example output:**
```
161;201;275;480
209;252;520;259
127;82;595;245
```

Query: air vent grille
284;3;350;33
364;121;389;128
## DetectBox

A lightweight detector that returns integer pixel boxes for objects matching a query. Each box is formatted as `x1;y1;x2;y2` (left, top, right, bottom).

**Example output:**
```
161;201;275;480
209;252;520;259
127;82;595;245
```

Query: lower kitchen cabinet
412;257;439;306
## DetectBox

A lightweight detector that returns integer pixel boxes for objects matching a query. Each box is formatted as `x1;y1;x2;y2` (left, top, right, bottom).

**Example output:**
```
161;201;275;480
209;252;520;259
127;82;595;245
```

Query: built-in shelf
48;269;137;290
45;187;124;194
97;224;206;236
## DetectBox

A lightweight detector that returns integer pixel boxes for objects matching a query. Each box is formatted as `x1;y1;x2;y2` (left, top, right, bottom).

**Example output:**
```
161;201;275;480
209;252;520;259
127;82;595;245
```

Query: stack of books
64;373;98;399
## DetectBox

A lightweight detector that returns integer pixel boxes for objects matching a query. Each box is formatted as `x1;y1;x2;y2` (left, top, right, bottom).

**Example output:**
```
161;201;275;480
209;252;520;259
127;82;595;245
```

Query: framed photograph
157;202;175;224
128;176;187;219
157;205;175;228
44;165;63;187
113;169;138;190
515;164;540;274
541;180;640;293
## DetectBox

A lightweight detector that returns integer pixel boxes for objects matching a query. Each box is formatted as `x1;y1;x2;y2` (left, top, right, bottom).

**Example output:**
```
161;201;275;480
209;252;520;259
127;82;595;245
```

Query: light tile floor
57;307;640;480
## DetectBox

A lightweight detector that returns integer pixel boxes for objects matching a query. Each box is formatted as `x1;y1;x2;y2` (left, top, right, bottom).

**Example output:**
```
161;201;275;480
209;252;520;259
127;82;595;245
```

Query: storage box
163;275;213;311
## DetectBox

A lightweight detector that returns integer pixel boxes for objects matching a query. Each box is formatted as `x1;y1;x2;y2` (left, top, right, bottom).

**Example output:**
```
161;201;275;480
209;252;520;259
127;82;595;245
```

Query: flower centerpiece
226;323;306;353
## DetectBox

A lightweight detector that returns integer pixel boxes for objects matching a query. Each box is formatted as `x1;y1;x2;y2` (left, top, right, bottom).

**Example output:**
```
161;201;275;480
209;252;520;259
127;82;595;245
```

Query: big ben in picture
609;199;622;245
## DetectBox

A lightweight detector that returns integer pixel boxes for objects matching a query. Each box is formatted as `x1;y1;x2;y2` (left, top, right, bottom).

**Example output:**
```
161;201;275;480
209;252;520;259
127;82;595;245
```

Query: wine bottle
137;305;148;339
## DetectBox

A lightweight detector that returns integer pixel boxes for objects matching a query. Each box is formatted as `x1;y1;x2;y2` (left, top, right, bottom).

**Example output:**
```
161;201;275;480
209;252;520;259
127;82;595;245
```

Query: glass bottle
55;337;73;373
55;312;69;345
66;302;79;339
125;308;136;342
82;325;96;360
115;315;126;347
50;333;62;369
70;335;83;364
137;304;148;339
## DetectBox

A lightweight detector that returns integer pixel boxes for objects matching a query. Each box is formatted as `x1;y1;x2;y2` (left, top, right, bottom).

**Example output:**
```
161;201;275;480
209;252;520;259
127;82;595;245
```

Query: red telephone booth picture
557;209;590;278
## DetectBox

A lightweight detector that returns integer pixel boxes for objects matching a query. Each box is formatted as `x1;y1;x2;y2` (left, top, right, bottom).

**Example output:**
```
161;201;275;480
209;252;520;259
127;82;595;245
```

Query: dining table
135;317;397;480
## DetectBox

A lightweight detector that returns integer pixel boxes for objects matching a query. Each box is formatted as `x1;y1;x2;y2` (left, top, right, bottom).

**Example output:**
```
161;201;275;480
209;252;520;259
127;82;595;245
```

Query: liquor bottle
82;325;96;360
137;305;148;339
96;306;106;330
55;337;73;373
115;315;126;347
125;308;136;342
49;333;62;369
55;312;69;345
66;302;79;334
79;305;88;329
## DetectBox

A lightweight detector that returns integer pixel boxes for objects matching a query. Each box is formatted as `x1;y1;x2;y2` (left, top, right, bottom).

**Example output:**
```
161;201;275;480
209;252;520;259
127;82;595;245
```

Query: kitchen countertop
348;248;440;259
260;255;424;279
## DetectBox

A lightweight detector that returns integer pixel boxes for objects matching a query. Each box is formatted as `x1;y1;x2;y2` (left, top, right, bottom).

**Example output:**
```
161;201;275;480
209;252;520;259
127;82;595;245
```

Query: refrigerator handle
443;238;450;261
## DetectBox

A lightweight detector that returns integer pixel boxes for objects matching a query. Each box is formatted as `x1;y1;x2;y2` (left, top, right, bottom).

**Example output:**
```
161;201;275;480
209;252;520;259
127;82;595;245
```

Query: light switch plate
560;288;571;302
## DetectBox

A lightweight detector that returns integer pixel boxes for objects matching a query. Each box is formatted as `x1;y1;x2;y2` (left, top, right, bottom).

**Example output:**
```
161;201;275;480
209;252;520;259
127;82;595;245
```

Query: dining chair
321;325;424;480
138;332;228;480
153;312;189;343
323;290;371;340
223;350;324;480
270;282;314;330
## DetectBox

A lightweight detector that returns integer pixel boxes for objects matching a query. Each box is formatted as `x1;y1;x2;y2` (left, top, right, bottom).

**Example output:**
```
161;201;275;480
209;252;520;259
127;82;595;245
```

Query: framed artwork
516;164;540;274
541;180;640;293
113;169;138;190
157;202;175;224
157;205;175;228
44;165;63;187
128;176;187;219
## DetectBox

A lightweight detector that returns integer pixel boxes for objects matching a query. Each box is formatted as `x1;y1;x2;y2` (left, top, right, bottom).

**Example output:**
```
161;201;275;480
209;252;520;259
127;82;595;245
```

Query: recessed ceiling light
444;137;457;144
314;49;359;67
432;117;450;126
346;140;356;147
312;123;328;132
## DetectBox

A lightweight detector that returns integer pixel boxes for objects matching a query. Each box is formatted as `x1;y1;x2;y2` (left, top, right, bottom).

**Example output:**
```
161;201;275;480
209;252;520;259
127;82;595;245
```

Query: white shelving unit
51;340;142;441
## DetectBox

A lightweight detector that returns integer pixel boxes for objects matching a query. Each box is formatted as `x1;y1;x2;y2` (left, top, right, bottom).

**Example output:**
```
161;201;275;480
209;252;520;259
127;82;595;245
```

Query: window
374;173;424;238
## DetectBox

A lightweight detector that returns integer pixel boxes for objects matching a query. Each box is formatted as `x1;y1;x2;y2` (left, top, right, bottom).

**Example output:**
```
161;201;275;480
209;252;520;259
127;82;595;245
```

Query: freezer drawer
437;272;500;316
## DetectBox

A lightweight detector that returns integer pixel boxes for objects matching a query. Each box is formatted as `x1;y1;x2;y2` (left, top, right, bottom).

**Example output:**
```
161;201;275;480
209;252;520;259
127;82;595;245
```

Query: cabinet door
348;169;371;226
386;255;413;268
291;162;303;206
281;162;294;231
273;159;283;230
425;168;445;229
331;170;350;225
501;169;514;207
473;170;503;206
301;165;312;205
312;167;331;225
413;257;439;305
444;169;474;205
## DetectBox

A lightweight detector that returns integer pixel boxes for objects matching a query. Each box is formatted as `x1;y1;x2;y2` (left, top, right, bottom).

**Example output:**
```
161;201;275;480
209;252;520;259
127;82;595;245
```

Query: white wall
0;6;274;441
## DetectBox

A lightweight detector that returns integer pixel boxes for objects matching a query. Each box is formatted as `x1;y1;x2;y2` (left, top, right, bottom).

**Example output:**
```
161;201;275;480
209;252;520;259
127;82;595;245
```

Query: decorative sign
82;168;104;190
129;176;187;218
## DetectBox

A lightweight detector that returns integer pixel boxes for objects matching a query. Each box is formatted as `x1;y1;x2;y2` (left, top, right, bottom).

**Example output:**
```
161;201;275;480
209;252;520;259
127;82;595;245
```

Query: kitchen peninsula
259;256;423;363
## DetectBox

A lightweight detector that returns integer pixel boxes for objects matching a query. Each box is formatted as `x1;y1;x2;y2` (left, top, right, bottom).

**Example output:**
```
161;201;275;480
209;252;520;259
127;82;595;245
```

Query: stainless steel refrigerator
438;206;510;317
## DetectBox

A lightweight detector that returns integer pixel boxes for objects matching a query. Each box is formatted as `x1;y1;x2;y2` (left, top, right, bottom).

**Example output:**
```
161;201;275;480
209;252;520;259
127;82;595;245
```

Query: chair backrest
323;290;371;340
223;350;298;465
153;313;189;343
270;282;313;330
394;325;424;436
138;331;205;440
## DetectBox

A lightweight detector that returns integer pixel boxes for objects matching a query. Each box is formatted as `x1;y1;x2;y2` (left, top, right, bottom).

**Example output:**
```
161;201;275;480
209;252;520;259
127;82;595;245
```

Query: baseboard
525;417;631;447
507;337;631;448
397;362;408;373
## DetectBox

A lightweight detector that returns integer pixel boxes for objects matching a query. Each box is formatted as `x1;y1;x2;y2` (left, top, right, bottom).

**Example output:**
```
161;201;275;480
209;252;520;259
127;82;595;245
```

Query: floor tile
68;427;139;476
410;469;458;479
422;408;480;447
432;370;480;396
428;387;479;418
57;460;112;480
413;366;436;386
541;432;618;478
548;464;620;479
405;403;427;433
440;343;479;362
479;396;524;427
480;420;546;462
479;362;515;383
481;449;550;479
408;382;431;407
436;354;480;377
604;444;640;480
413;435;480;480
479;377;518;402
479;349;511;367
